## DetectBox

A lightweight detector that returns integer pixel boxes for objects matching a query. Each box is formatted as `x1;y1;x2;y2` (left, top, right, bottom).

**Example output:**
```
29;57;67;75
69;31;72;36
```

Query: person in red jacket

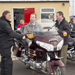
17;19;26;31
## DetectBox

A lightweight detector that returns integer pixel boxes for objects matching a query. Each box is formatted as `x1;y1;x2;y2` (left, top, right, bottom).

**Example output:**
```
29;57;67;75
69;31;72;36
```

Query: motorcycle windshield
33;19;58;36
32;19;63;52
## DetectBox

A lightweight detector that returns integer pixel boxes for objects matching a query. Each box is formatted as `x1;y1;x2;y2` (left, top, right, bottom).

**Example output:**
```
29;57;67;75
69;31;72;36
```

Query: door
24;8;35;24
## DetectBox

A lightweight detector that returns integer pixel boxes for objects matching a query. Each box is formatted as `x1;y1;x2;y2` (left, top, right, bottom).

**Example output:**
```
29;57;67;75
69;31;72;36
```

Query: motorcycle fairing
48;59;65;73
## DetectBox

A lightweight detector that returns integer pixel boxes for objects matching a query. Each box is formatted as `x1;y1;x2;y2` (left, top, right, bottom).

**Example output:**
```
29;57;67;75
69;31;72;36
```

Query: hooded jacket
20;22;43;43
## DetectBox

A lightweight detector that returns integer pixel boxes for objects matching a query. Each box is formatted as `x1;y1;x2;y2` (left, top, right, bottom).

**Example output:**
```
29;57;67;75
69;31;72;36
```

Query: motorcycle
67;31;75;61
12;19;66;75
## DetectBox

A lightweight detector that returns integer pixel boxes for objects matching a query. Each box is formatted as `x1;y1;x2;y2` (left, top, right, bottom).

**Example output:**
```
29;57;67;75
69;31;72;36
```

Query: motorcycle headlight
57;39;64;50
36;41;54;51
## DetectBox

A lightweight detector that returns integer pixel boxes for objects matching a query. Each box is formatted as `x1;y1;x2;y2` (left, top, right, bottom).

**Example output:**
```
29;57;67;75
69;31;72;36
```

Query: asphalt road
13;60;75;75
0;60;75;75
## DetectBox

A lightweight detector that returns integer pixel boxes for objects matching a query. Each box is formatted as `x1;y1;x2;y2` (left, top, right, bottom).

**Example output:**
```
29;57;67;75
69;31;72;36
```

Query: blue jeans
26;43;30;61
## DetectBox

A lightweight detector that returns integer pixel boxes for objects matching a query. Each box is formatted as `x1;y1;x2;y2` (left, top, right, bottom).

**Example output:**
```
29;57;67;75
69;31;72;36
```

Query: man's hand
28;41;32;47
22;36;26;39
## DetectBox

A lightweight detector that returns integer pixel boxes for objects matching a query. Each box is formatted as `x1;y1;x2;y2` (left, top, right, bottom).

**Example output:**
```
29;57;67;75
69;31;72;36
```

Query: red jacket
17;24;26;30
17;24;26;28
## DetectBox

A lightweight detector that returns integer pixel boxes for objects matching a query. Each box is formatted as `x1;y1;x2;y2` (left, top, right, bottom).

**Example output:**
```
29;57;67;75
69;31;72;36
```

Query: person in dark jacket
55;11;70;66
0;10;26;75
69;18;74;31
72;19;75;31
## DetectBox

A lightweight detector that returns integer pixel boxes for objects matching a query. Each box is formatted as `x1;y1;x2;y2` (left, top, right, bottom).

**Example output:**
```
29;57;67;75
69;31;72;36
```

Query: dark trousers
1;47;13;75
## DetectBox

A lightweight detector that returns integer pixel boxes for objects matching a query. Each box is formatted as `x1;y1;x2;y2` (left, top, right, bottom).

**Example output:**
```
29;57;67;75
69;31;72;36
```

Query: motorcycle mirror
43;25;55;31
43;27;52;31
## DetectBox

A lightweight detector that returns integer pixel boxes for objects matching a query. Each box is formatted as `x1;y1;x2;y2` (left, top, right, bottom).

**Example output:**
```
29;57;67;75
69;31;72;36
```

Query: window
40;7;55;23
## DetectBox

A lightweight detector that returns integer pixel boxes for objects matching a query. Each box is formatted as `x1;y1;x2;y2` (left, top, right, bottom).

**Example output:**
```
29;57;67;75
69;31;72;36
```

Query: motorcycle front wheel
53;66;66;75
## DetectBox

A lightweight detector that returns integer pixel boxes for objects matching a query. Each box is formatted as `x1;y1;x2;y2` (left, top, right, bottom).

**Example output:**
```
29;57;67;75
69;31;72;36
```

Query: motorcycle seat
68;42;74;46
68;37;75;46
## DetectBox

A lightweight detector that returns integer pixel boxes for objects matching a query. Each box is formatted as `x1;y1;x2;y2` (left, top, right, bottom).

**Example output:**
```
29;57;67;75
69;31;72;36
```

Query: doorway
13;8;24;30
13;8;35;30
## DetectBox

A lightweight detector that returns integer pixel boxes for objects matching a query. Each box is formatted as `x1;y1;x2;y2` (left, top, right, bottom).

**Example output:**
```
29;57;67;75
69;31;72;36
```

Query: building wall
0;2;69;28
69;0;75;16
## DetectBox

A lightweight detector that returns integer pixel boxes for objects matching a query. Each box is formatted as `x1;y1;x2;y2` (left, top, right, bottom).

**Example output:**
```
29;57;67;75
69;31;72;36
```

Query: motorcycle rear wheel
53;66;66;75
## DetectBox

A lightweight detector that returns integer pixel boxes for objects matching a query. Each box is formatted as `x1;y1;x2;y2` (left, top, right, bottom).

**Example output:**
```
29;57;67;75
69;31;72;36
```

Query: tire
53;66;66;75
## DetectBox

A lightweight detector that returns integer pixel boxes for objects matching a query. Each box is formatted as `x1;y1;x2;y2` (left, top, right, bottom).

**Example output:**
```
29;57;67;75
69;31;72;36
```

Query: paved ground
0;57;75;75
12;60;75;75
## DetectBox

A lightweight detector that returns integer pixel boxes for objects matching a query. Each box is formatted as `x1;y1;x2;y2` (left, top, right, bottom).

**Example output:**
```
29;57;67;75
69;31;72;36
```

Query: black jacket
0;17;23;48
55;18;71;45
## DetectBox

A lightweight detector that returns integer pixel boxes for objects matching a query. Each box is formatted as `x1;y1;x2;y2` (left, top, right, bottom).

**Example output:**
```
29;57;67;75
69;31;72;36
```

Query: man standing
0;10;26;75
55;11;70;66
